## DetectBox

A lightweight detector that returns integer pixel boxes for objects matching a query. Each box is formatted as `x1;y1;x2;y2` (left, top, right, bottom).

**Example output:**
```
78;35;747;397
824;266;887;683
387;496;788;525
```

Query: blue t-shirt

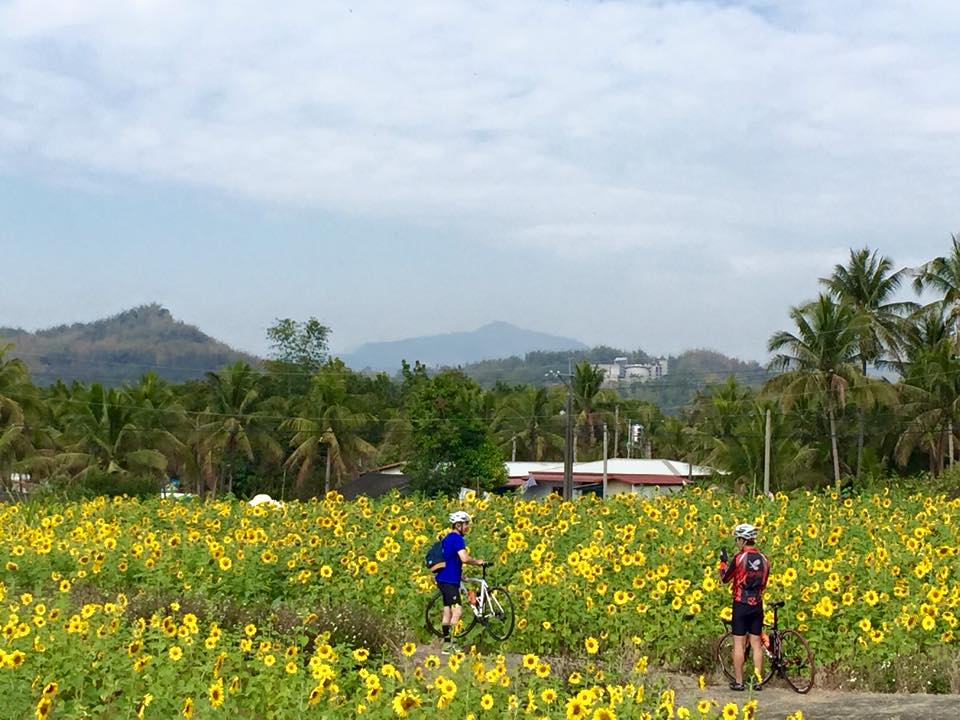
434;531;466;585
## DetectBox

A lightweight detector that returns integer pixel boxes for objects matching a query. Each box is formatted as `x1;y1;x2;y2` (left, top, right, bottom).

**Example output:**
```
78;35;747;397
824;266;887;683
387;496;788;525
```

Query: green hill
0;304;259;385
460;347;771;409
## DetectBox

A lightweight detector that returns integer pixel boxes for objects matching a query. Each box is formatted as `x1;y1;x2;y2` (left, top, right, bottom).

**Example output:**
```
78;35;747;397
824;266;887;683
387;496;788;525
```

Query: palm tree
893;306;960;474
895;338;960;475
766;294;895;491
54;383;171;480
282;369;377;495
690;376;753;446
571;361;610;458
197;363;282;498
0;345;38;496
702;400;817;493
912;234;960;341
492;386;564;461
820;247;917;477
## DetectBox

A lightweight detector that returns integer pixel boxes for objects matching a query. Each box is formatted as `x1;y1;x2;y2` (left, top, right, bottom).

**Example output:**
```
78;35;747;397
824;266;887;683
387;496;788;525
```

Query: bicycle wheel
482;586;515;641
778;629;815;693
716;631;774;685
424;591;476;639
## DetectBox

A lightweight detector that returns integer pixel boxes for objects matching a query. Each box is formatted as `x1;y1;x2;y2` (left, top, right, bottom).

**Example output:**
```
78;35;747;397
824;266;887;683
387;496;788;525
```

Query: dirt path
410;643;959;720
673;679;959;720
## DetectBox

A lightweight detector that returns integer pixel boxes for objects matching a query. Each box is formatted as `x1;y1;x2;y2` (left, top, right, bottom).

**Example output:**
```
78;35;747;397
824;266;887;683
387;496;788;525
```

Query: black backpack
424;540;445;572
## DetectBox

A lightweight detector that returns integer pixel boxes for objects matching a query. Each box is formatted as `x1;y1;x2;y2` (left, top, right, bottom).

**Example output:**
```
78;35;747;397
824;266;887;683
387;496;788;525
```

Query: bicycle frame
462;566;505;620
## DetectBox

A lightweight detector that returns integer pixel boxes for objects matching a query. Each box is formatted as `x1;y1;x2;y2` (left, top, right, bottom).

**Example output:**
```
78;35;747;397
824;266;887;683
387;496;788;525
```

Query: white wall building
594;357;669;386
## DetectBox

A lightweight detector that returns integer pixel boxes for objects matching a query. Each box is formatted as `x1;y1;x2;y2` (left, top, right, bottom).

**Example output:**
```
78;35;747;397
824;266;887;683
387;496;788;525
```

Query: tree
895;338;960;475
282;363;377;496
570;361;616;458
701;399;817;493
196;363;282;498
266;317;331;386
0;344;41;496
492;386;564;461
820;247;915;476
893;306;960;474
405;370;506;496
912;234;960;343
51;383;173;481
766;294;894;491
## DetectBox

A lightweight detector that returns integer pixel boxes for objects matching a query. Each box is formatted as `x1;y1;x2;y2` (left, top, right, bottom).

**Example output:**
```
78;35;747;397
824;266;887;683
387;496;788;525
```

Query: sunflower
480;694;495;711
392;689;422;717
721;702;738;720
208;679;225;708
181;697;194;718
584;637;599;654
401;642;417;657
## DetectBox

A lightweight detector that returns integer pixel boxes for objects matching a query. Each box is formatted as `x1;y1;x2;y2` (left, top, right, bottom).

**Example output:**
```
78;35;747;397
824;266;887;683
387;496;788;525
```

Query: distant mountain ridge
0;304;257;385
342;321;588;371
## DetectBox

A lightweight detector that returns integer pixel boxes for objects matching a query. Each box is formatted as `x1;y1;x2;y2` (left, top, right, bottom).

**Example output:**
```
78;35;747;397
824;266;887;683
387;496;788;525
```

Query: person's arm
458;548;486;566
718;550;736;583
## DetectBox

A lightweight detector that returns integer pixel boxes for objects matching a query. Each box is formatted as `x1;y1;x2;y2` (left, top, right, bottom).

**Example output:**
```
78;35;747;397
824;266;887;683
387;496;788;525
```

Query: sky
1;0;958;362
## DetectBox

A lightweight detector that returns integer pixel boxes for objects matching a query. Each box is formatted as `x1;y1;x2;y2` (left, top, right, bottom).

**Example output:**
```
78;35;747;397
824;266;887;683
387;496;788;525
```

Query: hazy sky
1;0;958;361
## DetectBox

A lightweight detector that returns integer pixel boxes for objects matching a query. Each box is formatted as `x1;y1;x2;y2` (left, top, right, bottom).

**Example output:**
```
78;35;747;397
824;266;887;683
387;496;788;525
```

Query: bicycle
424;563;515;641
716;600;815;693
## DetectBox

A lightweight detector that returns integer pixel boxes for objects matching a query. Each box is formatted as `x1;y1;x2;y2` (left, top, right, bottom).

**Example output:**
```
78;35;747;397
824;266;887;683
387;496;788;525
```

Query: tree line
3;237;960;498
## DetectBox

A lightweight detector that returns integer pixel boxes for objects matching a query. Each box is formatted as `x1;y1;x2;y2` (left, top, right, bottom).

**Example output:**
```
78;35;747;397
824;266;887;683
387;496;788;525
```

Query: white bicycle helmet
449;510;472;525
733;523;758;541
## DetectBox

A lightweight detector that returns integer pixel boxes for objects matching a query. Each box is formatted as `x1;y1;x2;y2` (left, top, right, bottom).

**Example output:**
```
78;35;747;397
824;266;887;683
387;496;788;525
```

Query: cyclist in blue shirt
435;510;486;653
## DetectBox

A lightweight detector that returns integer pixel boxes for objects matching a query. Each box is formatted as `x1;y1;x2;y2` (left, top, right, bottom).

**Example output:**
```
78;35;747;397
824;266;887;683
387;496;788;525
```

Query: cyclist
435;510;486;654
718;523;770;691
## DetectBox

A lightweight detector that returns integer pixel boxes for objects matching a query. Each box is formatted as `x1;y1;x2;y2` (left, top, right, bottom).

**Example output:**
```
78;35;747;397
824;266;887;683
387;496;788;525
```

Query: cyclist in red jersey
718;523;770;690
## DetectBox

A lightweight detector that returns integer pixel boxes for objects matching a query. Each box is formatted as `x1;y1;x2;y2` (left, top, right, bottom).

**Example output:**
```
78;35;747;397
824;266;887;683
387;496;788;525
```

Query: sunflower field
0;487;957;718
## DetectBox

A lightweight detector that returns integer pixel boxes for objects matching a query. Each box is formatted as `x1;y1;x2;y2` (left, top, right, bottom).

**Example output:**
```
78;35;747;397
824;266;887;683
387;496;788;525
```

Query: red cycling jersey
719;547;769;607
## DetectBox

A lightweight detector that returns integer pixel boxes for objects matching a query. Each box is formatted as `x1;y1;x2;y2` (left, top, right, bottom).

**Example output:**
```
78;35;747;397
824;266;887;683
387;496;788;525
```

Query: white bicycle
425;563;515;641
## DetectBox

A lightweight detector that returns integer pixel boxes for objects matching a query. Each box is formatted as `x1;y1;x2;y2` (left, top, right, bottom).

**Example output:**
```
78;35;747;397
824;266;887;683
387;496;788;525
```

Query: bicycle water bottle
467;589;477;606
761;632;771;652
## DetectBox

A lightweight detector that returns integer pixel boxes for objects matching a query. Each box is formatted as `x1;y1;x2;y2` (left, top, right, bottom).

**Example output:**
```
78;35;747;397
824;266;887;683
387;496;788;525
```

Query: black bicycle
716;600;815;693
424;564;514;641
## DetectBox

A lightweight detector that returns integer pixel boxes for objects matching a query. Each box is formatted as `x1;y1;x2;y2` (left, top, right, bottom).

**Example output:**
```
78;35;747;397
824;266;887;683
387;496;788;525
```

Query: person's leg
747;633;764;686
441;605;452;642
732;635;746;685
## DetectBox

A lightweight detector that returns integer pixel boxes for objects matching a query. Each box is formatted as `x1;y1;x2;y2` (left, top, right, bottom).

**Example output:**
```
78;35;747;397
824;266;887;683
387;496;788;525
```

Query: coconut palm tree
895;340;960;474
894;306;960;474
492;386;564;461
912;234;960;341
53;383;171;480
766;294;895;491
197;362;282;498
282;369;377;495
820;247;917;476
570;361;617;458
702;400;818;494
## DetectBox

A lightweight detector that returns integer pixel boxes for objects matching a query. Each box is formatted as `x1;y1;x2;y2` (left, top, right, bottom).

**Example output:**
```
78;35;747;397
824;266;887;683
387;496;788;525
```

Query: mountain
342;321;588;372
0;304;258;385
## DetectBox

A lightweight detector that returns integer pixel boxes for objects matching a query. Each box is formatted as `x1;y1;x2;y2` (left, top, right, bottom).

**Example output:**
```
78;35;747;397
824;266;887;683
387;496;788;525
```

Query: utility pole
511;435;517;463
613;405;620;459
563;359;574;501
763;408;772;497
602;423;608;499
627;418;632;459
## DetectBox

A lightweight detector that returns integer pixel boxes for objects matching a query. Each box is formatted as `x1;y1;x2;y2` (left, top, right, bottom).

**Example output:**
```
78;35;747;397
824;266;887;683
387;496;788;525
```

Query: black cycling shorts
437;582;461;608
731;601;763;636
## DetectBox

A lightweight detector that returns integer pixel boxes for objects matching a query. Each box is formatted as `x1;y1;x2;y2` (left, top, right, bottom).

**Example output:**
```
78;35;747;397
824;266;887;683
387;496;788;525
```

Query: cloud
1;0;958;262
